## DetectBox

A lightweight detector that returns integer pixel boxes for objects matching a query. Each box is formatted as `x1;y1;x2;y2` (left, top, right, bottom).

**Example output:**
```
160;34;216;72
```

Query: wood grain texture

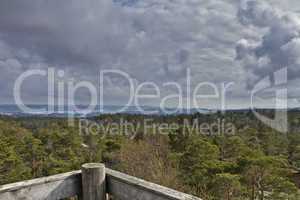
0;164;201;200
106;169;201;200
0;171;82;200
82;163;106;200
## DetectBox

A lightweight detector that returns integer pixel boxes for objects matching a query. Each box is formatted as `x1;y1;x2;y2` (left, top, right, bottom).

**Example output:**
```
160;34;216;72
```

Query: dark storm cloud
0;0;135;67
0;0;299;107
237;0;300;89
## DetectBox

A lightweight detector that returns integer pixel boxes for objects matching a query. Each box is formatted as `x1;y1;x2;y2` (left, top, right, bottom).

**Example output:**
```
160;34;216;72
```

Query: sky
0;0;300;109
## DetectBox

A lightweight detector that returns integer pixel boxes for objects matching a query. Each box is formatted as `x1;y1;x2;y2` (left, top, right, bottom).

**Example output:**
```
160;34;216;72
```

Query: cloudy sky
0;0;300;109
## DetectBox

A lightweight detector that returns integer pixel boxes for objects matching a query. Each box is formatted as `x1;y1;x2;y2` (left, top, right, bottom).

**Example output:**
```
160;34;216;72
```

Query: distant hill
0;104;213;117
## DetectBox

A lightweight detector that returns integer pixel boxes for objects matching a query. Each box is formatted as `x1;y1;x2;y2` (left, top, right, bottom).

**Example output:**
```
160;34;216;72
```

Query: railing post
81;163;106;200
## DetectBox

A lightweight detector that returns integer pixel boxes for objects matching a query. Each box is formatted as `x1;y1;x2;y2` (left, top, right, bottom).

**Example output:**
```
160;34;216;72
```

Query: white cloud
237;0;300;89
0;0;299;108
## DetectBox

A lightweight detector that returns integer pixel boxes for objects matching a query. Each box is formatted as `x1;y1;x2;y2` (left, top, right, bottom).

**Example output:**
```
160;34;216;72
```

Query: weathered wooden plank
82;163;106;200
0;171;82;200
106;169;201;200
0;165;201;200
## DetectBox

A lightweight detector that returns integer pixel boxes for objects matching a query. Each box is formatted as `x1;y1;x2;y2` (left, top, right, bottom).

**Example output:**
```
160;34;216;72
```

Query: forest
1;110;300;200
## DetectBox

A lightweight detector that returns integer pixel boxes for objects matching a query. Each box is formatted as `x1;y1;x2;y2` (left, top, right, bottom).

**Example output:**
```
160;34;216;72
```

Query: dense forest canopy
1;110;300;200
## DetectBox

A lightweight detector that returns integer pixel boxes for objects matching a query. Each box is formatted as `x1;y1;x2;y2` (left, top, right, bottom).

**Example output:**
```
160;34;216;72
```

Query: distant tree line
1;110;300;199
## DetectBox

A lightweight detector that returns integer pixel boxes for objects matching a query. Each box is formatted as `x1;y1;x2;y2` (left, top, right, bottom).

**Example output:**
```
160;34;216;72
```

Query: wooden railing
0;163;201;200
